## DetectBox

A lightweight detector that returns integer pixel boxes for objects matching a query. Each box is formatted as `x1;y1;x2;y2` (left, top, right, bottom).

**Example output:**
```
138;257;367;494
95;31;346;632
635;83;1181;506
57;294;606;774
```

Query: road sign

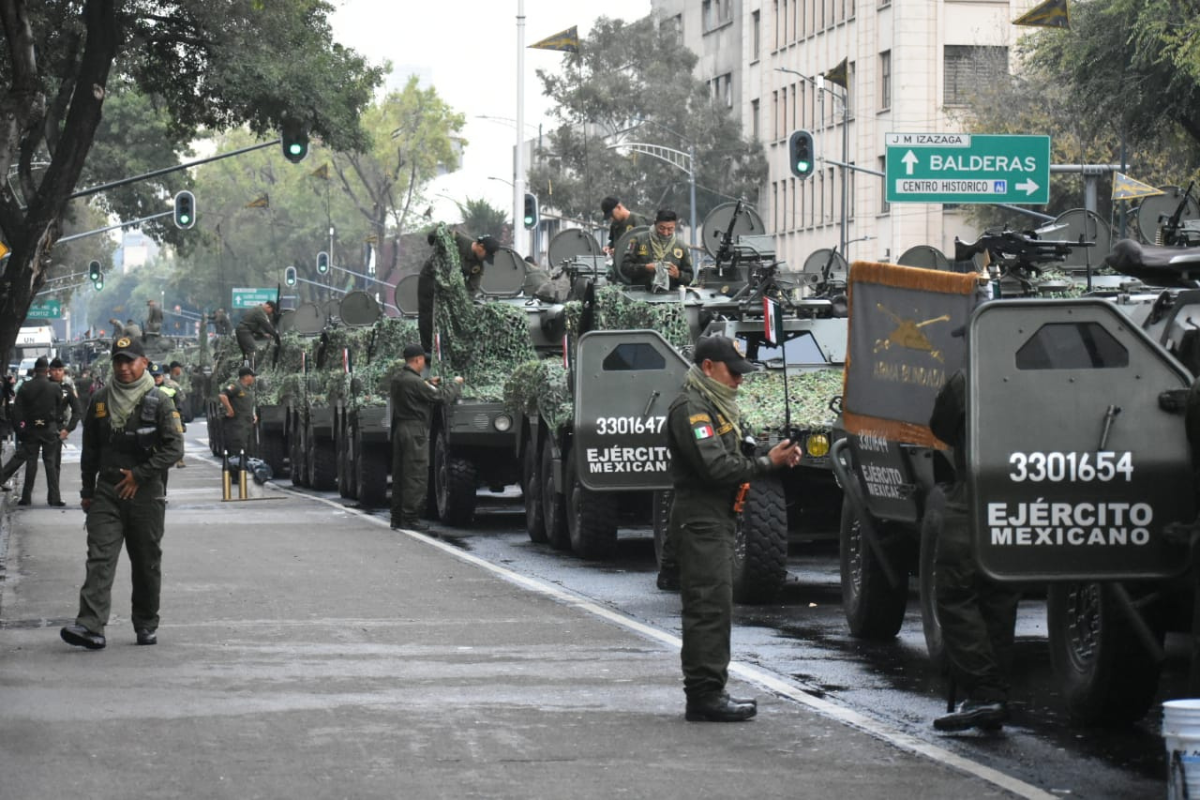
231;287;276;309
26;298;62;319
885;133;1051;205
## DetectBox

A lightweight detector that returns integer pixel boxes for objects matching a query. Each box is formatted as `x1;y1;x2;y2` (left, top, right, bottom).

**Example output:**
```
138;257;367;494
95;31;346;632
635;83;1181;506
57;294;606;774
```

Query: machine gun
955;228;1094;292
1158;181;1200;247
713;198;744;273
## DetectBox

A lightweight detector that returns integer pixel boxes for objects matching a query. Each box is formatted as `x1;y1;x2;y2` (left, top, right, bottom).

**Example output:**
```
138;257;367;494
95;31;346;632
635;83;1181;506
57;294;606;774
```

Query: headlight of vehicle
494;414;513;432
806;433;830;458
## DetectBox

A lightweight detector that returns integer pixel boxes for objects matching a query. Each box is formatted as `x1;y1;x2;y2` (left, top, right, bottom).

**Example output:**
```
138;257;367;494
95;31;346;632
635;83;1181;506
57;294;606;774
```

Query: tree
0;0;383;363
527;16;766;228
455;197;509;242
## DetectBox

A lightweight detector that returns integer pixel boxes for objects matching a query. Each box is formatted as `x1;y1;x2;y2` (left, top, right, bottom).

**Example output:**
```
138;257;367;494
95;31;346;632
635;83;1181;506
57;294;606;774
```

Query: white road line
190;457;1053;800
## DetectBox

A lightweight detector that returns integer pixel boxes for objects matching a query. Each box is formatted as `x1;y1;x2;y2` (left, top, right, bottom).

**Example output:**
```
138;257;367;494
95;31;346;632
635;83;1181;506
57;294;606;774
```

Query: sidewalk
0;440;1024;799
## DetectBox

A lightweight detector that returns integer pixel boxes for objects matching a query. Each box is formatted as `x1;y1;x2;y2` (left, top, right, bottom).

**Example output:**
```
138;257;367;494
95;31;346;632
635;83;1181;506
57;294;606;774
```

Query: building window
790;84;797;130
781;88;788;139
669;14;683;35
752;11;761;60
848;163;856;220
828;167;836;222
752;99;760;140
774;0;781;49
772;181;779;231
879;50;892;110
879;155;890;214
944;45;1009;106
723;72;733;108
846;61;856;119
703;0;714;31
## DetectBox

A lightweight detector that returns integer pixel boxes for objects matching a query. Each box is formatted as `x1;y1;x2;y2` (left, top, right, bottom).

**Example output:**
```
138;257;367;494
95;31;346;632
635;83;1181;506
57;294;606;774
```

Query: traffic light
88;260;101;282
281;120;309;164
789;130;815;179
94;273;104;291
316;251;329;275
523;192;539;229
174;190;196;229
284;266;297;287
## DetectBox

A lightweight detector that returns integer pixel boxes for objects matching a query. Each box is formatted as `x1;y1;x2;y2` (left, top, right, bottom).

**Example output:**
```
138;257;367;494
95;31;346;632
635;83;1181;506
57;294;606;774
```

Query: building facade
653;0;1038;271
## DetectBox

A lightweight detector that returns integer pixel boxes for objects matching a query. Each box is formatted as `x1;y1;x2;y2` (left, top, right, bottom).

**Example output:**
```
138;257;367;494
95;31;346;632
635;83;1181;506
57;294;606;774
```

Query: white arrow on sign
902;150;919;176
1016;179;1039;196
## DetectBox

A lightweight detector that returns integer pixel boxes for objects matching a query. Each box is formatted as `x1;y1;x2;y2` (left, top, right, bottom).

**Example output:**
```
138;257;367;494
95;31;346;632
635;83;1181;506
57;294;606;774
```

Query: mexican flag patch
693;423;715;440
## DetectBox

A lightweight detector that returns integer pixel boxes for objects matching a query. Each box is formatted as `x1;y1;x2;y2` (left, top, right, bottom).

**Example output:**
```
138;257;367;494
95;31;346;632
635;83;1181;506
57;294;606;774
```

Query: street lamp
777;67;850;258
611;117;698;248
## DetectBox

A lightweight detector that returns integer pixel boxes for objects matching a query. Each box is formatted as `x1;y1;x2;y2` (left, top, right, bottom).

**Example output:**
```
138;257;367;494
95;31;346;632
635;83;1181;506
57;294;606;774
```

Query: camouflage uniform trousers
75;479;167;635
390;420;429;525
674;497;736;700
933;483;1021;703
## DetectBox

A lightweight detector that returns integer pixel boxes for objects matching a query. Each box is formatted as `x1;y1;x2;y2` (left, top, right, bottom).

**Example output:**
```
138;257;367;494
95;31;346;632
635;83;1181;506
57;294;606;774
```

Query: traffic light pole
56;210;172;244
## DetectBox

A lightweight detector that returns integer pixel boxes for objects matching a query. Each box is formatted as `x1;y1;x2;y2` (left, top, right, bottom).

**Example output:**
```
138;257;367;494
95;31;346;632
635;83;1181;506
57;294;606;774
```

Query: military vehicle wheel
1047;582;1163;725
839;494;908;639
523;437;547;543
356;434;389;509
565;451;617;560
733;477;788;604
336;413;354;499
918;488;946;668
540;437;570;551
652;490;674;567
309;433;338;491
259;431;286;477
290;415;309;487
433;427;476;526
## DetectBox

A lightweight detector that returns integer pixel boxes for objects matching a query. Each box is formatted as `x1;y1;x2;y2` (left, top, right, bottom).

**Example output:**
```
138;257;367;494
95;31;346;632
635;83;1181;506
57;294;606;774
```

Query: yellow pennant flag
1112;173;1164;202
310;163;330;180
529;25;580;53
824;58;849;89
0;240;9;260
245;193;270;209
1013;0;1070;29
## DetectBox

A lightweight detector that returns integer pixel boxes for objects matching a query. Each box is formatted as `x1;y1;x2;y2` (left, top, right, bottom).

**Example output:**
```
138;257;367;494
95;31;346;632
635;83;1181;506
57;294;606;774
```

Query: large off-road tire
652;490;674;568
840;493;908;639
308;427;338;491
434;426;477;526
259;431;286;477
523;435;547;543
356;433;389;509
337;413;354;499
1047;582;1163;726
540;437;570;551
565;452;618;560
290;415;309;488
732;476;789;604
918;490;948;669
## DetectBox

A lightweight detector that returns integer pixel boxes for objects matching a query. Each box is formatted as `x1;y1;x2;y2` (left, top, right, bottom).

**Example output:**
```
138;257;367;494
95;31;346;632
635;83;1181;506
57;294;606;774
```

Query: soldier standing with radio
60;336;184;650
665;335;800;722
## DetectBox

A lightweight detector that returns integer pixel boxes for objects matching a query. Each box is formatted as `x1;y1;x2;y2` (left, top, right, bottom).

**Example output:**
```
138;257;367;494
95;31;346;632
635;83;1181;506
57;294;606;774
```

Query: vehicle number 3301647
595;416;666;436
1008;451;1134;483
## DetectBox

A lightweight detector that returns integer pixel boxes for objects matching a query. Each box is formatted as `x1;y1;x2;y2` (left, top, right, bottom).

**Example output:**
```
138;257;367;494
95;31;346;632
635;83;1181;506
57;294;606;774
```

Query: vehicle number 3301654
1008;451;1134;483
595;416;666;436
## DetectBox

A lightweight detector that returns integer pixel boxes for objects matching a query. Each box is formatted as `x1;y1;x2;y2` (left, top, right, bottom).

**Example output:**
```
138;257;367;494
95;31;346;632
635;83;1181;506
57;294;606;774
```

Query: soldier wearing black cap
47;356;83;492
389;343;463;531
218;366;257;458
665;335;801;721
417;231;499;353
60;335;184;650
600;196;649;255
235;301;280;366
620;209;693;291
0;356;65;506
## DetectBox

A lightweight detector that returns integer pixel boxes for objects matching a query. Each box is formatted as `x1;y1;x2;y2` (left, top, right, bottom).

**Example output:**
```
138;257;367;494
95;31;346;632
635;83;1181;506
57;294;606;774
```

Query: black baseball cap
149;362;164;376
111;336;146;360
402;343;427;360
34;356;49;371
238;366;256;378
600;196;619;219
49;357;65;369
477;235;501;262
693;335;757;375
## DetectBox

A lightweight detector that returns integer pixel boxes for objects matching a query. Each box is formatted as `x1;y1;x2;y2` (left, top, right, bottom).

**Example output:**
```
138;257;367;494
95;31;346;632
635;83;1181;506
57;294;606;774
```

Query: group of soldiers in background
0;356;83;506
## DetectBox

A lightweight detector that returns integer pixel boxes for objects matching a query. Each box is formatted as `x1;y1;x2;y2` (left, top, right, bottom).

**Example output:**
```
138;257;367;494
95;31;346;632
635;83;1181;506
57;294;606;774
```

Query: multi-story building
653;0;1038;270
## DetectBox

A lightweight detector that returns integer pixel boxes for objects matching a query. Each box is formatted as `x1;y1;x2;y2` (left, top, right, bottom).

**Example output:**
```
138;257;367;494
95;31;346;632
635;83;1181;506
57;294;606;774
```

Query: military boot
933;699;1009;732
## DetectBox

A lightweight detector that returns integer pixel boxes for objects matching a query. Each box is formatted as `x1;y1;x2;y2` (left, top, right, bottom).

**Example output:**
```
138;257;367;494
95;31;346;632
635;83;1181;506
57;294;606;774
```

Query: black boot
933;699;1009;732
685;693;757;722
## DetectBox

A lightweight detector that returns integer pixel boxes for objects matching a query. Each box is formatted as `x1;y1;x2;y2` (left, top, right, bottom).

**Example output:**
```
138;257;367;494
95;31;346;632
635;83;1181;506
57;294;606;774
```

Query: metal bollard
222;450;232;501
238;449;248;499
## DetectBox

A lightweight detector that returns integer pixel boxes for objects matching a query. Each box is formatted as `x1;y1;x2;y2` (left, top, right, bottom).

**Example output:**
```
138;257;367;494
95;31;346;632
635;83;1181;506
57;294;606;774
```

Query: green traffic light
288;143;304;156
179;214;191;225
796;160;809;171
524;216;534;225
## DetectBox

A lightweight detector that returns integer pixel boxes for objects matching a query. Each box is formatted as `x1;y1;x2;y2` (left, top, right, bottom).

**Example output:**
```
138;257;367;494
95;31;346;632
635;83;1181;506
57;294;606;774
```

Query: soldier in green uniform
145;299;164;335
60;336;184;650
620;209;694;291
418;232;499;353
600;196;649;254
0;356;65;506
666;336;801;721
389;344;462;531
235;300;280;365
218;367;257;457
47;357;83;492
928;368;1020;731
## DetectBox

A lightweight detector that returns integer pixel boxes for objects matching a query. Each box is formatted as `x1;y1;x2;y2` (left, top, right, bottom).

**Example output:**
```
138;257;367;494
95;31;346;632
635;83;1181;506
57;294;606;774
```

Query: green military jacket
221;381;254;427
608;211;649;251
620;231;694;289
13;374;63;442
389;366;462;426
666;383;772;516
236;305;278;339
421;232;486;293
54;377;84;433
80;386;185;499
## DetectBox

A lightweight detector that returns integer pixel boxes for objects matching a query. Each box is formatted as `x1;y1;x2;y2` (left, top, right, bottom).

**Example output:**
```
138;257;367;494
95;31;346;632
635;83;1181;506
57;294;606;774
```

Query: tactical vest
106;389;164;461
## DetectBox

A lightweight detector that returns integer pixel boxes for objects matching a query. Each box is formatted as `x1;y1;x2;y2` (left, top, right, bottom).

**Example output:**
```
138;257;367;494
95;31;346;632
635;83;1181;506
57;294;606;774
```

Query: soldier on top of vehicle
620;209;693;292
235;300;280;366
600;195;649;255
417;231;500;353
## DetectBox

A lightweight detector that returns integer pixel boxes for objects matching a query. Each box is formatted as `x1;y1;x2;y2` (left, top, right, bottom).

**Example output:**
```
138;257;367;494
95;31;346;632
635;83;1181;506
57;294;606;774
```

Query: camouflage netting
429;225;538;401
209;333;246;395
561;285;691;349
503;358;572;433
254;332;312;406
739;368;845;437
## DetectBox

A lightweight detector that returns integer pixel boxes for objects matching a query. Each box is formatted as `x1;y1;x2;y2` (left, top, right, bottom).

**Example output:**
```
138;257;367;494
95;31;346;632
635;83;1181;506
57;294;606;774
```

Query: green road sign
231;287;277;309
885;133;1051;205
26;298;62;319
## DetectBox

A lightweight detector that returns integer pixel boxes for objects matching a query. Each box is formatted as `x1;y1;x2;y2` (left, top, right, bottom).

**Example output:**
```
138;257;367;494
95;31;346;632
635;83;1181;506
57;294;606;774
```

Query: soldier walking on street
235;301;280;366
47;357;83;491
0;356;65;506
218;367;257;458
60;336;184;650
389;344;462;531
600;196;649;255
666;336;800;722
